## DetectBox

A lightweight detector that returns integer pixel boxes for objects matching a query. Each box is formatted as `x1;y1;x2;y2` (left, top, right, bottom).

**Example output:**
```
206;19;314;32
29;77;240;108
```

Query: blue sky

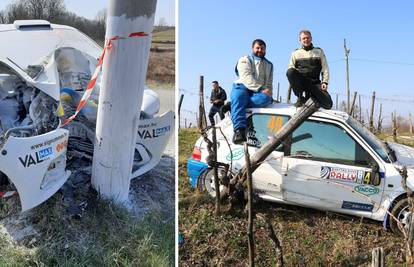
179;0;414;126
0;0;175;25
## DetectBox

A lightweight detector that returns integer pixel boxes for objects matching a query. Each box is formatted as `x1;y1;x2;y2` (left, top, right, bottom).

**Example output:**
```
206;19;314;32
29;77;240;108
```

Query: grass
0;193;174;266
377;132;414;148
152;29;175;43
146;28;175;87
178;128;410;266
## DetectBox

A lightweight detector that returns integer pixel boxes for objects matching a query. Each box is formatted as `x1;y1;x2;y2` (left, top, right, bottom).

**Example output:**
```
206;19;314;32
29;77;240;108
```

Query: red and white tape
60;32;149;127
0;191;17;199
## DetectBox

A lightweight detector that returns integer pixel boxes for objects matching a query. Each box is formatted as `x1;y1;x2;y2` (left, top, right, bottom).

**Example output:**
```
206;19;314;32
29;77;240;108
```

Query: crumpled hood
388;142;414;167
387;142;414;189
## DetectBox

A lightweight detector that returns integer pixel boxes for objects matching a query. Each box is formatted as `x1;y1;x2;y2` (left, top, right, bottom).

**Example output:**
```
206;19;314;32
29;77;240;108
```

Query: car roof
247;102;350;122
0;20;101;69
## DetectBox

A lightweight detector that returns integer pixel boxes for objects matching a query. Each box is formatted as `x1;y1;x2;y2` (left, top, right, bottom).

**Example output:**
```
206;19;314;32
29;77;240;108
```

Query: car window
246;114;289;150
291;120;374;167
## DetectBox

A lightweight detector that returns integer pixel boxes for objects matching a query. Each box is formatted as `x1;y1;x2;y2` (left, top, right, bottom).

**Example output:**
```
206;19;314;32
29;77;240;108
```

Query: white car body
189;103;414;226
0;20;173;211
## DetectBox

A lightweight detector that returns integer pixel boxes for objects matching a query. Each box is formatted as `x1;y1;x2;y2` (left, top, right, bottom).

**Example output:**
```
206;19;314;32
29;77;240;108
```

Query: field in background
179;128;411;266
146;28;175;89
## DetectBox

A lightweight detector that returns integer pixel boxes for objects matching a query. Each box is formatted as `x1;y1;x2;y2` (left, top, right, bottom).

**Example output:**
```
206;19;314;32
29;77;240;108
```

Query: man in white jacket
229;39;273;144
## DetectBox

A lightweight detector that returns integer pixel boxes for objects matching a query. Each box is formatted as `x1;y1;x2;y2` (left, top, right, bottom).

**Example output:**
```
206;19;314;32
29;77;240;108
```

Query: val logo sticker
354;185;379;196
226;148;244;161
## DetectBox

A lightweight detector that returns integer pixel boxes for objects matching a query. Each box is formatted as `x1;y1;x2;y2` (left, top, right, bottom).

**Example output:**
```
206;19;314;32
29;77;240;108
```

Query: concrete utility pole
92;0;158;203
344;39;350;113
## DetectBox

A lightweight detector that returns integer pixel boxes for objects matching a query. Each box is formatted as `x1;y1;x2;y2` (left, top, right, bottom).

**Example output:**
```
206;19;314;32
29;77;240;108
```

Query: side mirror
365;163;381;186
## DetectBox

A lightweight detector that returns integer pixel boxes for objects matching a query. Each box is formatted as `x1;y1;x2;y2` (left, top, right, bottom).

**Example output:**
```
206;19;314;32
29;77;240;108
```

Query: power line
350;58;414;66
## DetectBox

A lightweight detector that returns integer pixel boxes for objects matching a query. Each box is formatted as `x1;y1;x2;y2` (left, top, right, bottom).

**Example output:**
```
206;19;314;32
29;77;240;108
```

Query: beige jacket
234;55;273;92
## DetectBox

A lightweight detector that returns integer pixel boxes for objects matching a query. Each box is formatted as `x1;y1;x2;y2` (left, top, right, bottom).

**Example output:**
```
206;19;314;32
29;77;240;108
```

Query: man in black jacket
286;30;332;109
208;81;227;125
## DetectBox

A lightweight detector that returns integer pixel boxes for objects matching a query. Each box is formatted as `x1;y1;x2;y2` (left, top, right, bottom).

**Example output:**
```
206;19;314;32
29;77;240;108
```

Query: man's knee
286;68;298;80
251;92;272;108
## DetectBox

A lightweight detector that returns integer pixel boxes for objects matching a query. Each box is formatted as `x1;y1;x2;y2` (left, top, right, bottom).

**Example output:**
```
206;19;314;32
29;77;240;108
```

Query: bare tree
0;10;6;23
157;17;167;27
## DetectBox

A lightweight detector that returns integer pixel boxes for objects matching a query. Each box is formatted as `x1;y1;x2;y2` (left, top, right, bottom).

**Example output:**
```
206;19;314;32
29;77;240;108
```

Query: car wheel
389;198;412;235
201;168;226;198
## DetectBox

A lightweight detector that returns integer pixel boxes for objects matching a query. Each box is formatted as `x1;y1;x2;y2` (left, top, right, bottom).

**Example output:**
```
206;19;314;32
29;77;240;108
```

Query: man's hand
321;83;328;91
262;88;272;96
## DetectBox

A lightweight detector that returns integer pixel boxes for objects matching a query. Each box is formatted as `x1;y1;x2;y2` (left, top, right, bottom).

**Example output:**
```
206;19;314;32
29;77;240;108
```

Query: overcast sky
0;0;175;25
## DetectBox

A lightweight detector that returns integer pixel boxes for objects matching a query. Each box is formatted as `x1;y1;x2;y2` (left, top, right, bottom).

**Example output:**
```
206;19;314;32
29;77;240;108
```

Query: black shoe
232;129;246;144
221;102;231;114
294;97;304;107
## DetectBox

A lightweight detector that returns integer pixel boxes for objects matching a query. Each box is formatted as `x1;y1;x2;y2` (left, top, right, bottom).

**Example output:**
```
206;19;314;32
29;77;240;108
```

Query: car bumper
186;159;208;188
0;128;71;211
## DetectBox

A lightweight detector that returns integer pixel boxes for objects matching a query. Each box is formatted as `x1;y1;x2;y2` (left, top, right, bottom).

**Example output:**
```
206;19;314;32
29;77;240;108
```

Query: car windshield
0;26;101;70
347;116;392;163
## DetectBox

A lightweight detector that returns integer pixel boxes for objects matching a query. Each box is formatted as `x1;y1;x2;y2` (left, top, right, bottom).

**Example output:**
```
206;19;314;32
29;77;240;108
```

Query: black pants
209;105;224;125
286;68;333;109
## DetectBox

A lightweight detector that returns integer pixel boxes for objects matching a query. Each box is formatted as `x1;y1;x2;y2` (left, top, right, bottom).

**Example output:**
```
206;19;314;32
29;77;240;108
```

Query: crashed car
0;20;173;211
187;102;414;234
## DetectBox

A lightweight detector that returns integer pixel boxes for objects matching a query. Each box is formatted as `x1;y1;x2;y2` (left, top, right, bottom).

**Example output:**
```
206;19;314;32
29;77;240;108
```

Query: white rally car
0;20;174;211
187;103;414;234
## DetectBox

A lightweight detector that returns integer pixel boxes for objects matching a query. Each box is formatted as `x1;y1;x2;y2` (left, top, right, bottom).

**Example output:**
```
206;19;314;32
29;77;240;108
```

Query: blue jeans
230;83;272;130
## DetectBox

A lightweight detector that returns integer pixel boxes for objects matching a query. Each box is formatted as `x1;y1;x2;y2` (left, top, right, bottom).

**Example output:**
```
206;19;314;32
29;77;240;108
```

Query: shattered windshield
347;116;391;163
0;27;101;71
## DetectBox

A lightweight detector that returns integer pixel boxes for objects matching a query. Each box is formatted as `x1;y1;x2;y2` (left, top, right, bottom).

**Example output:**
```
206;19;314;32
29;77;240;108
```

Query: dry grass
0;193;175;266
146;50;174;87
145;28;175;88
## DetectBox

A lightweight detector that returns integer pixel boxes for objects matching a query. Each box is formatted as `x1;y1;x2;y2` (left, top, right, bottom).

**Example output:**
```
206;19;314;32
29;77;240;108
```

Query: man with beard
286;30;333;109
227;39;273;144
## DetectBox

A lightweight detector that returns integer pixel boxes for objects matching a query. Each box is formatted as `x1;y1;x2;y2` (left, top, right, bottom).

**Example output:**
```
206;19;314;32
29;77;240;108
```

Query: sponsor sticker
55;140;68;152
30;133;67;150
226;148;244;161
320;166;364;183
19;146;53;168
137;126;171;139
341;201;374;212
138;122;157;129
354;185;379;196
38;147;53;160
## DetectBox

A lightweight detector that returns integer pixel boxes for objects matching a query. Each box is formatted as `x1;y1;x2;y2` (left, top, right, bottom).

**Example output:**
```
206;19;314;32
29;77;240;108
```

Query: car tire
201;168;226;198
389;198;411;235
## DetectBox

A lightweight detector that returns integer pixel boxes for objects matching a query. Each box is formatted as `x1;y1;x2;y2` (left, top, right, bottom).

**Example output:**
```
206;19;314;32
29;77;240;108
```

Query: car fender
132;110;174;178
0;128;71;211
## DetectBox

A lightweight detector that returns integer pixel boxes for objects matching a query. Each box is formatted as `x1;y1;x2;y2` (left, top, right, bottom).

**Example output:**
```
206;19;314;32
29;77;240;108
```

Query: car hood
388;142;414;167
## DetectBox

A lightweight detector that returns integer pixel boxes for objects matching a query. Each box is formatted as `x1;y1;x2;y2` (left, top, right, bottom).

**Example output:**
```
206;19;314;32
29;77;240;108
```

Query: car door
282;118;385;214
246;113;288;200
